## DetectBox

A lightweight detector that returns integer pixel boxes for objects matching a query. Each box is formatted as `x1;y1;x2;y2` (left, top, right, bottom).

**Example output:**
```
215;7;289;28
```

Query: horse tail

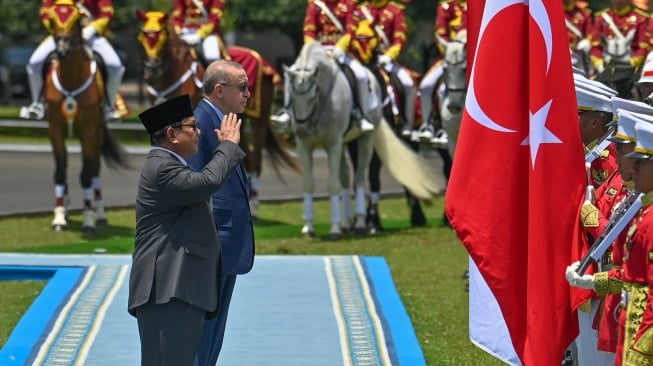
263;123;301;180
102;125;130;169
372;118;444;200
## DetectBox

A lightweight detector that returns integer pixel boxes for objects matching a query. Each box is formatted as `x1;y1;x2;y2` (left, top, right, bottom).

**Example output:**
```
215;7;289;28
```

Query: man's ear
166;126;178;143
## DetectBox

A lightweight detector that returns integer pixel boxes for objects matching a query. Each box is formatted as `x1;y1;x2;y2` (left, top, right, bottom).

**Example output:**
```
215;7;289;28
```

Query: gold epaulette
634;7;650;17
390;2;405;10
581;202;600;228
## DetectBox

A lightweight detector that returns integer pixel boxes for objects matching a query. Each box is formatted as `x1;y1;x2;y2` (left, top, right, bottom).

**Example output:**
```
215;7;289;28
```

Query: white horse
437;30;468;156
285;41;442;239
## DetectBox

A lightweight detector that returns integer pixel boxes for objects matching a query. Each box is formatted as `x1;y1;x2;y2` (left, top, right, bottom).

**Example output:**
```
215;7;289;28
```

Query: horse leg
79;128;102;235
49;123;68;231
93;176;108;226
366;149;383;234
325;141;344;240
297;139;315;237
78;156;99;235
339;148;352;233
352;135;373;235
405;139;426;228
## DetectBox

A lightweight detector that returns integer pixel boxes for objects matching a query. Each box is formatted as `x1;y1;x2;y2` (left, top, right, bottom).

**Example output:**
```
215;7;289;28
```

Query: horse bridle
288;68;321;125
442;40;468;94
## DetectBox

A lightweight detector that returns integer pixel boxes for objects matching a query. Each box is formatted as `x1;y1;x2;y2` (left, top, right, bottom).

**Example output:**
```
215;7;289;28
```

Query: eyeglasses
219;81;248;93
172;120;199;131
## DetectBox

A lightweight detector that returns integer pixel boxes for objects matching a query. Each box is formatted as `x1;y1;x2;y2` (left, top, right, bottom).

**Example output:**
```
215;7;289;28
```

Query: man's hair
150;126;169;146
203;60;245;95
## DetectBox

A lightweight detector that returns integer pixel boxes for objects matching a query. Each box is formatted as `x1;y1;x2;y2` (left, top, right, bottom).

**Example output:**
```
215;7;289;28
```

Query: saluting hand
215;113;241;145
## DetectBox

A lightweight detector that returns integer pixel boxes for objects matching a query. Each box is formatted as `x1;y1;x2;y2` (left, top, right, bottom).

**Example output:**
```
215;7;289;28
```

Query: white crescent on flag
467;0;554;133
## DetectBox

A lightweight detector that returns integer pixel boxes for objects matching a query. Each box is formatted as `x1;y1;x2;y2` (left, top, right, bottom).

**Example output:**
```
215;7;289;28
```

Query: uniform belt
319;34;340;44
621;282;647;309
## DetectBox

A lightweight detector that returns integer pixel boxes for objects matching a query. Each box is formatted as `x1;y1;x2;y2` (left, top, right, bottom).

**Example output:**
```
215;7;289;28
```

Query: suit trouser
194;274;237;366
136;298;206;366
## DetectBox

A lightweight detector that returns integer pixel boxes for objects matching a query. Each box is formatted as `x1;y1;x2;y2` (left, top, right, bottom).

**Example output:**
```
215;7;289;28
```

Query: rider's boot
20;70;45;120
351;108;374;132
418;93;434;140
104;66;125;122
357;78;375;133
271;76;292;128
401;88;417;138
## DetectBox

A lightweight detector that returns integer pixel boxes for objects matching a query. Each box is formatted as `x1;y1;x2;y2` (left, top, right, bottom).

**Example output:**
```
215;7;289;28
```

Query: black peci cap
138;94;194;135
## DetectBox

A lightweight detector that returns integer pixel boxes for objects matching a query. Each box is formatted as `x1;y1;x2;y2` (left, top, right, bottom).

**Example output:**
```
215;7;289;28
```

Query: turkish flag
445;1;585;365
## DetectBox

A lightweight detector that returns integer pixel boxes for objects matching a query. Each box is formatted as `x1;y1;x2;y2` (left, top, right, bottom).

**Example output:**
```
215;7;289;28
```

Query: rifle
585;126;616;164
576;191;643;274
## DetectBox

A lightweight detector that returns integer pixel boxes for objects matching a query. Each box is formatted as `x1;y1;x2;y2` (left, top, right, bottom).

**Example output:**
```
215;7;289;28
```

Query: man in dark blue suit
189;59;256;366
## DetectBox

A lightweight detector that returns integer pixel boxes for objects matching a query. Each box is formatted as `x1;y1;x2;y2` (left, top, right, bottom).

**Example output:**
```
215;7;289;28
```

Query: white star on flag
521;100;562;168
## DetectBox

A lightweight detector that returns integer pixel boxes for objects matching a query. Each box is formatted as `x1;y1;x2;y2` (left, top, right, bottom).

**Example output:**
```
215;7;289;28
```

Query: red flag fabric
445;1;586;365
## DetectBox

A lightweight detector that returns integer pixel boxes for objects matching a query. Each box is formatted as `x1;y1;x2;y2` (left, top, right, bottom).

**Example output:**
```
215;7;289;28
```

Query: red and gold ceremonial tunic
346;0;408;62
595;191;653;365
589;5;651;68
172;0;226;38
40;0;114;35
564;1;592;49
585;173;634;353
303;0;357;46
434;0;467;54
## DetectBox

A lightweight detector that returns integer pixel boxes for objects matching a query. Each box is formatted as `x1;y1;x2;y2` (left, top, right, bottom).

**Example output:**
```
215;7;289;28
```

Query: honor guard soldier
568;117;653;366
22;0;125;121
637;59;653;105
335;0;417;137
576;78;619;189
564;0;593;75
271;0;377;133
578;99;653;365
172;0;227;65
589;0;650;97
418;0;467;143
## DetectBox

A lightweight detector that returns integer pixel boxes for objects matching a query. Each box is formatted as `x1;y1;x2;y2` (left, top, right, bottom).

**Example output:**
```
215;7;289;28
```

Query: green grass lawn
0;281;46;347
0;197;504;365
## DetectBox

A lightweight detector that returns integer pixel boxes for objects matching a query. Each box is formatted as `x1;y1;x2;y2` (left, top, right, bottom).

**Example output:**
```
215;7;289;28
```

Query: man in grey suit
128;93;245;366
190;60;256;366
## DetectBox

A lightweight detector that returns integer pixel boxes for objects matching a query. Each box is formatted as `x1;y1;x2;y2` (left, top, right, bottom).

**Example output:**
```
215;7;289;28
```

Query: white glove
576;39;591;53
565;261;595;289
181;33;201;46
596;62;605;74
82;26;97;41
377;54;392;67
332;47;346;63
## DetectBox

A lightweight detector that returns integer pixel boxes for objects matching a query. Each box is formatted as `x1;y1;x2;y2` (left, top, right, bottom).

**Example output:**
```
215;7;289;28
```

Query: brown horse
136;10;300;217
44;0;128;234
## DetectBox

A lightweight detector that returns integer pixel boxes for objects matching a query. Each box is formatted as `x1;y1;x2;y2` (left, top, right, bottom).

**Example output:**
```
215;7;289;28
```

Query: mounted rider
418;0;466;143
589;0;650;97
563;0;593;76
272;0;376;133
335;0;416;137
21;0;125;122
172;0;228;65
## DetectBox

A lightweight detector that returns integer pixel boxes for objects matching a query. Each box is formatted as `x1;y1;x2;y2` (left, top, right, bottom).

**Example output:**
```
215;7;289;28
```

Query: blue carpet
0;254;424;365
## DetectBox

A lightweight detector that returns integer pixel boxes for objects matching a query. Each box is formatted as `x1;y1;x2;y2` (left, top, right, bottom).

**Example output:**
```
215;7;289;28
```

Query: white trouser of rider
27;35;123;107
341;53;378;113
383;61;416;126
418;63;443;126
181;27;221;62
